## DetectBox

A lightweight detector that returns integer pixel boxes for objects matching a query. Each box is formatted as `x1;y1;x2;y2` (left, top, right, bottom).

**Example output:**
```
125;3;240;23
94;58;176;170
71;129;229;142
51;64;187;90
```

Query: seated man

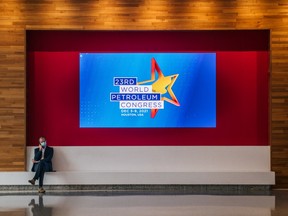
28;136;54;193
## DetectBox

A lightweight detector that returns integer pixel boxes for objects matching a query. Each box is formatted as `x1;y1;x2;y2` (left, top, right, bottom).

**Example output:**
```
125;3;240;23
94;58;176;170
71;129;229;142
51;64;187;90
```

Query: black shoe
28;179;35;185
38;187;46;193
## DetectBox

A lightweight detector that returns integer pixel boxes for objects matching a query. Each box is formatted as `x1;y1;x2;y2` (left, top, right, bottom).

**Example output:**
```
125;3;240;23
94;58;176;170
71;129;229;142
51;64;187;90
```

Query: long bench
0;146;275;186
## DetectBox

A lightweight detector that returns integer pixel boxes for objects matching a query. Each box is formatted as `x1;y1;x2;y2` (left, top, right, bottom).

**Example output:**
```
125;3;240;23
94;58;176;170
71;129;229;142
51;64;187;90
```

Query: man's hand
39;144;42;151
32;159;39;164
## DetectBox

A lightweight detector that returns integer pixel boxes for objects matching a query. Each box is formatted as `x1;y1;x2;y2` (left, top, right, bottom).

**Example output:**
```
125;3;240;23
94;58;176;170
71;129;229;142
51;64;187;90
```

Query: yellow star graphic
137;58;180;118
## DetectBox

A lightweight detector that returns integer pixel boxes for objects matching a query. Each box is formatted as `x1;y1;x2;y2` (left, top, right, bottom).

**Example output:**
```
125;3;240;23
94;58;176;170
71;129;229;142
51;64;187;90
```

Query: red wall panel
26;31;269;146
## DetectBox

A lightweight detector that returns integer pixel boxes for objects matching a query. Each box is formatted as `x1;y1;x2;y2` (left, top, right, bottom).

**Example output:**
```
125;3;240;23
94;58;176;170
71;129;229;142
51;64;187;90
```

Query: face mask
40;141;46;148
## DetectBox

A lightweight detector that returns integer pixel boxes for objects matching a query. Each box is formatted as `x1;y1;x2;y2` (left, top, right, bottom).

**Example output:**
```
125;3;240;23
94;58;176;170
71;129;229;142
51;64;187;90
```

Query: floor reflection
28;194;52;216
0;191;282;216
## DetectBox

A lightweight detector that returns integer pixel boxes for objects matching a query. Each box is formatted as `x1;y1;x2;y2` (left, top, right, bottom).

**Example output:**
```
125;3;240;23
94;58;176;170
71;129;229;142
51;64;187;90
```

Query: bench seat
0;171;275;185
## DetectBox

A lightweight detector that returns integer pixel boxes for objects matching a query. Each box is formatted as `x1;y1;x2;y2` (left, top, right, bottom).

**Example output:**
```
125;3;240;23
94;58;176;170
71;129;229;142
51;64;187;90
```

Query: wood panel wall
0;0;288;188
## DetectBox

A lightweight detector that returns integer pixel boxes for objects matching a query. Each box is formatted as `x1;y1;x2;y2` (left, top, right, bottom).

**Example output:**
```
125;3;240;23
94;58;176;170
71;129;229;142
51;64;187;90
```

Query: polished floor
0;190;287;216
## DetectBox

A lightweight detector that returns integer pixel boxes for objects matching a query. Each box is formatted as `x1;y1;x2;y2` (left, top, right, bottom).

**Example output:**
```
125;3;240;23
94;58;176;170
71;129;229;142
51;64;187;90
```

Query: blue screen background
80;53;216;128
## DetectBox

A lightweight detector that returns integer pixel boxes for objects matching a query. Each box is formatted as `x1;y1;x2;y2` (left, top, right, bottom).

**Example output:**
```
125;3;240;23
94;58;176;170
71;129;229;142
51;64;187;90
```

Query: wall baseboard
0;184;272;194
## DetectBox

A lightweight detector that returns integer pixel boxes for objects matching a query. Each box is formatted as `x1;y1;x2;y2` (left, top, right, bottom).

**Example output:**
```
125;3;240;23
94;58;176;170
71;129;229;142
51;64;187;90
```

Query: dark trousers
33;160;47;188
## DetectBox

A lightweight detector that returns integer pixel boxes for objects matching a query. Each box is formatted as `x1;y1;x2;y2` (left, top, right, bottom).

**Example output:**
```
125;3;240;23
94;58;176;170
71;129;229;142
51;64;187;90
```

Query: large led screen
80;53;216;128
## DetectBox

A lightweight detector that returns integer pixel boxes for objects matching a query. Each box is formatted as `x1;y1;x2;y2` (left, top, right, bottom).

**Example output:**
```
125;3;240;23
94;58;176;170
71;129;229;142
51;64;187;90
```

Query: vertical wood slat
0;0;288;188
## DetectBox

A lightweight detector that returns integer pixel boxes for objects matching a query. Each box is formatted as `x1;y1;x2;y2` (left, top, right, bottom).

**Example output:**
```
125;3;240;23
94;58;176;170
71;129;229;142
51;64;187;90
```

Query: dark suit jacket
31;146;54;172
